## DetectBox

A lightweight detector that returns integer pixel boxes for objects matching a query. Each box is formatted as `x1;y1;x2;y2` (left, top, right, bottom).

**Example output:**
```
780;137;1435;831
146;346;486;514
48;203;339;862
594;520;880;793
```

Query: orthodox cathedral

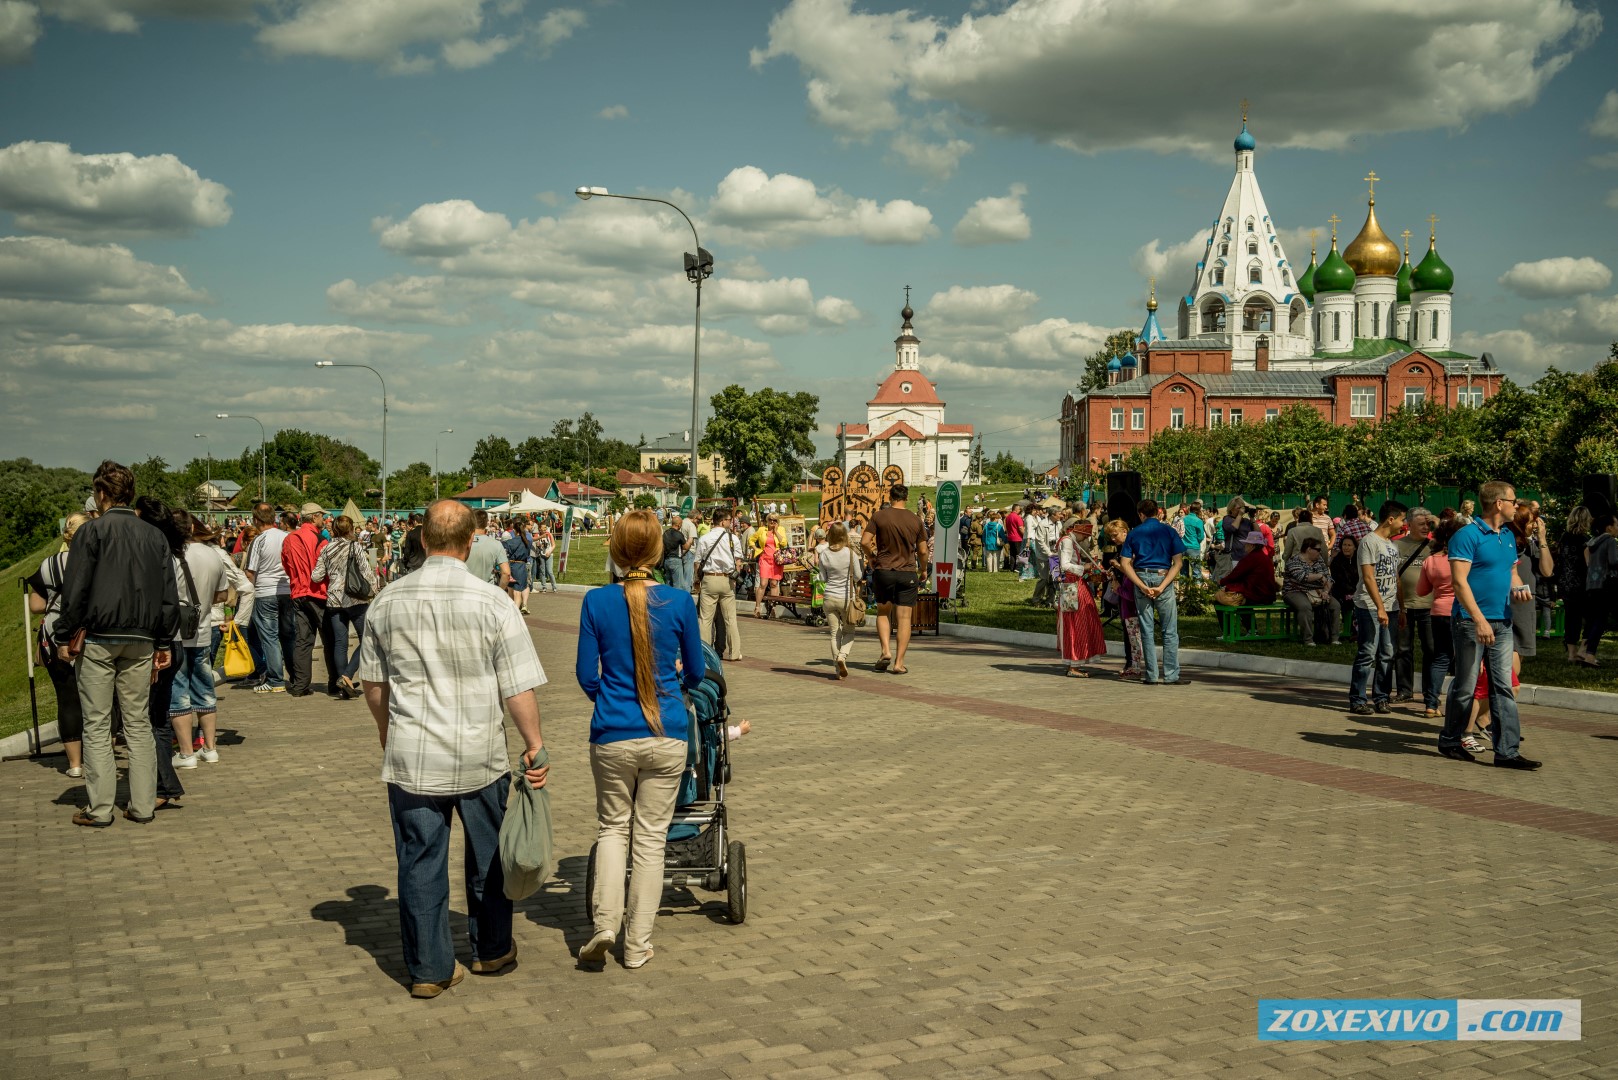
836;292;976;483
1059;110;1501;477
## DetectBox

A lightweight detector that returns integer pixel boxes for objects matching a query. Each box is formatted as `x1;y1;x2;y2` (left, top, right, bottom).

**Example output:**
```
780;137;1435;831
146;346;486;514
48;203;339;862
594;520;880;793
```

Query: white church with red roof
836;297;975;483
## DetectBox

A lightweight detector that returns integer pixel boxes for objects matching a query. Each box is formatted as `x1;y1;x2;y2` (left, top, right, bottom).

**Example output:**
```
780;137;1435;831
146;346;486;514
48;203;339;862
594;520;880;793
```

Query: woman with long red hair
576;510;705;969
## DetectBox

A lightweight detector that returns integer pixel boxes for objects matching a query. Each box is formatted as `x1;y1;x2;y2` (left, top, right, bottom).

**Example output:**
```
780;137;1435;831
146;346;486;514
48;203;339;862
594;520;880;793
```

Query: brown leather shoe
470;945;516;975
122;809;155;824
72;811;113;828
410;962;467;999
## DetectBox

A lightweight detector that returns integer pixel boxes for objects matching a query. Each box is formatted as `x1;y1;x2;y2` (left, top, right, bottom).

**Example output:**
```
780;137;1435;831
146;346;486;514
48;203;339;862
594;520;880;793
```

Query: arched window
1213;268;1225;285
1371;304;1381;338
1273;244;1281;259
1289;298;1307;334
1247;239;1259;255
1219;242;1229;256
1245;216;1255;232
1242;299;1273;331
1282;269;1291;285
1248;261;1263;283
1332;312;1341;339
1432;310;1439;338
1201;298;1227;334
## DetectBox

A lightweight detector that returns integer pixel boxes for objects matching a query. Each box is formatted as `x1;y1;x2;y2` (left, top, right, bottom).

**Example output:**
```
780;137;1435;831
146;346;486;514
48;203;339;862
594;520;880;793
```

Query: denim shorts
169;645;218;716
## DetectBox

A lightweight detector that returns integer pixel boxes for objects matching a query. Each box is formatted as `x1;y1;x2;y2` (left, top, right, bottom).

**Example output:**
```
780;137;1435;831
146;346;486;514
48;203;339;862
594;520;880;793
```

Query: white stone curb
937;621;1618;716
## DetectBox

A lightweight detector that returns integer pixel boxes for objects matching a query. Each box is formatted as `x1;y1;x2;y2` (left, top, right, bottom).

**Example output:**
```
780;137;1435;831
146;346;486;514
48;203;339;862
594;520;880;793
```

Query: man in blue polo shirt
1437;480;1540;770
1120;498;1188;686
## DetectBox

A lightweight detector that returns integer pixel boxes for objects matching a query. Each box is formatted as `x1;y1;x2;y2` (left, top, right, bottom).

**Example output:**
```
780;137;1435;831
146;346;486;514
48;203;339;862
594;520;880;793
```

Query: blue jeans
1440;617;1522;759
169;645;217;716
1135;569;1179;684
1349;607;1396;707
532;554;556;589
387;777;512;985
325;604;367;680
664;558;689;591
251;594;289;688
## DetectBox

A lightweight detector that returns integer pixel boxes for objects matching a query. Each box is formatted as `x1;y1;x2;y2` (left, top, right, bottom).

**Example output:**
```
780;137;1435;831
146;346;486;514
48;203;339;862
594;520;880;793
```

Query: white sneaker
174;753;199;769
65;765;84;778
199;748;220;763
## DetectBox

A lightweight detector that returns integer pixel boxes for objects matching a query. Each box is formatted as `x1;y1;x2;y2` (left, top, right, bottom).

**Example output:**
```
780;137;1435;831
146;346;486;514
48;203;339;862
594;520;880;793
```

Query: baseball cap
300;502;325;516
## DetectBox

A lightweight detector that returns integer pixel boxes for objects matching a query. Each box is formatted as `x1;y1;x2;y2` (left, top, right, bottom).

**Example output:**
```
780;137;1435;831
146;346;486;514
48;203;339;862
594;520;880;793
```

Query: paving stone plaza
3;594;1614;1078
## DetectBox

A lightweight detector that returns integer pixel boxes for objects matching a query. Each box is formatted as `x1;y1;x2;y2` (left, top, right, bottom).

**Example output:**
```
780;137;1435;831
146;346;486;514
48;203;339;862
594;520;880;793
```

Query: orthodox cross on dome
903;284;911;306
1328;213;1341;243
1239;98;1249;123
1309;227;1319;255
1401;228;1412;256
1427;213;1439;241
1148;275;1156;299
1364;170;1379;202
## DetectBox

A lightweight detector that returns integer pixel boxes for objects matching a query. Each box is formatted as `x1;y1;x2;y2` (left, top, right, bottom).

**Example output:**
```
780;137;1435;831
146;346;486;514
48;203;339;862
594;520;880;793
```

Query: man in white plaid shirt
359;500;549;999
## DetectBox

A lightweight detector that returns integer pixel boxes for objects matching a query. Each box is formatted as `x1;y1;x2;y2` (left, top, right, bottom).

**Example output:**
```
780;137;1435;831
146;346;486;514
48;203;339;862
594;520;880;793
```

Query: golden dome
1343;198;1402;278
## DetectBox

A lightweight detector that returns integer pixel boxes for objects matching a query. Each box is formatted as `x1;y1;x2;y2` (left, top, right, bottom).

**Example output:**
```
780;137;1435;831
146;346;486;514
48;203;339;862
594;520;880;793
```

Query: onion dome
1118;353;1136;368
1411;233;1454;293
900;303;914;325
1106;357;1122;372
1343;197;1401;277
1395;241;1412;302
1297;248;1319;301
1234;122;1256;153
1313;235;1355;294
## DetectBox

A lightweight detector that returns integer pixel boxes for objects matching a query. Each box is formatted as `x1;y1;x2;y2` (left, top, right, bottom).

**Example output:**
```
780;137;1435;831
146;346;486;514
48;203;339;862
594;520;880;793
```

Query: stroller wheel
726;841;747;924
584;842;597;923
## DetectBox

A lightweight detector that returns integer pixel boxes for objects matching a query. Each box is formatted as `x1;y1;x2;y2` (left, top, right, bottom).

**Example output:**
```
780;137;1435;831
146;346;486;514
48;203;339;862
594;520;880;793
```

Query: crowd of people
27;460;1617;995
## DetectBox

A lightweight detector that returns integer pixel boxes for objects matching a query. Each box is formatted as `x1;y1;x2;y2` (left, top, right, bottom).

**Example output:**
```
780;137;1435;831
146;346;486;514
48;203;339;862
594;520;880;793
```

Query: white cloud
753;0;1601;157
375;199;512;255
953;183;1030;245
1607;189;1618;210
1006;318;1117;363
1453;328;1595;382
1498;257;1612;298
0;2;41;64
708;165;936;247
1131;230;1209;281
890;130;973;181
597;104;629;120
442;34;514;69
704;275;863;332
327;275;471;325
259;0;539;74
1592;90;1618;140
0;236;207;304
37;0;255;34
533;6;585;52
1519;291;1618;345
814;295;860;325
924;283;1039;330
0;140;232;237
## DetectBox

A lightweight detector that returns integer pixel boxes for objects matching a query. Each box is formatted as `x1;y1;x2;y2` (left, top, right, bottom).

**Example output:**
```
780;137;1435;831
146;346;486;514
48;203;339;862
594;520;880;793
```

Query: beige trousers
826;608;857;662
589;737;687;963
76;639;157;821
698;574;743;660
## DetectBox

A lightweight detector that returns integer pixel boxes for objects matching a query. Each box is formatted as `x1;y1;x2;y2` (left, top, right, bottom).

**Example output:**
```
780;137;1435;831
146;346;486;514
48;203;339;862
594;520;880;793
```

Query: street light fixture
435;428;454;500
193;433;211;485
314;361;388;518
215;413;266;502
575;185;712;508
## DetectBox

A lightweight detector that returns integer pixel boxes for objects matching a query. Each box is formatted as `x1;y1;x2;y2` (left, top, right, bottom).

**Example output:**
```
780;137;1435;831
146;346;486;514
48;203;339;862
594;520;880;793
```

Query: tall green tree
468;435;519;480
699;385;818;500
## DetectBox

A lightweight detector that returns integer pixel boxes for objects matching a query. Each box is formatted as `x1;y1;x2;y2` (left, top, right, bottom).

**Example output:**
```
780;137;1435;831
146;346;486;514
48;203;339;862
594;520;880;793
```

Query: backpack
342;541;374;602
662;527;686;565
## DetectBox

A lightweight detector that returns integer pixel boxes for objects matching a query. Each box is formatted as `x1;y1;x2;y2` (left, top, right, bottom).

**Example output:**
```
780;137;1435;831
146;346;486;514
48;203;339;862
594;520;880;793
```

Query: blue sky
3;0;1615;474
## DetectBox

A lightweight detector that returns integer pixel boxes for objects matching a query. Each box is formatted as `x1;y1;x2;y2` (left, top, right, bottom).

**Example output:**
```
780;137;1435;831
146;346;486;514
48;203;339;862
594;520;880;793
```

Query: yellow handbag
222;621;255;679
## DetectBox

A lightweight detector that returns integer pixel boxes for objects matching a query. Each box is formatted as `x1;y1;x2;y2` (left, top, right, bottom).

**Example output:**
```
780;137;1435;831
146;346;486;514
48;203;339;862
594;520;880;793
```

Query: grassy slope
951;567;1618;694
0;542;59;742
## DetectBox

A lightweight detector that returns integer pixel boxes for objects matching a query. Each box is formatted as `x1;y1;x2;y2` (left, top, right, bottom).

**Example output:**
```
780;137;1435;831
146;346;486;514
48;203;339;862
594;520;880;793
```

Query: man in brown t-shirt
861;483;929;675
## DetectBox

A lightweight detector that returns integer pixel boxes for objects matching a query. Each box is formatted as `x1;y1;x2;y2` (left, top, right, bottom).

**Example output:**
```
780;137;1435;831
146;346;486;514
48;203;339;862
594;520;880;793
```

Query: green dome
1297;254;1318;301
1395;253;1412;302
1313;243;1356;294
1411;239;1454;293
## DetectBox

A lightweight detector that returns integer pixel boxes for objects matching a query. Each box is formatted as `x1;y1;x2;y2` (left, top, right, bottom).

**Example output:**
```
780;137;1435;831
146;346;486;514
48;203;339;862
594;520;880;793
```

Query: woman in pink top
1415;520;1458;718
1004;508;1026;575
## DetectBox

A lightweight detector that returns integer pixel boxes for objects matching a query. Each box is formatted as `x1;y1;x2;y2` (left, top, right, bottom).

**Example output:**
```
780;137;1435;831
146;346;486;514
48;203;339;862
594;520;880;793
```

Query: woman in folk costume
1057;516;1107;677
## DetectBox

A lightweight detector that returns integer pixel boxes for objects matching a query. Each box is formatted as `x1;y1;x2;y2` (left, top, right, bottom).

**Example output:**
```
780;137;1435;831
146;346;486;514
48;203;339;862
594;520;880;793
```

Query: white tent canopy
487;490;572;514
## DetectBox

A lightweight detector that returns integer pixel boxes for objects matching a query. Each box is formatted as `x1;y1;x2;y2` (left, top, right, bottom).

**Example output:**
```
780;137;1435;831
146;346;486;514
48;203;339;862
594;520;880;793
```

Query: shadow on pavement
311;884;420;988
1299;728;1440;757
518;854;594;955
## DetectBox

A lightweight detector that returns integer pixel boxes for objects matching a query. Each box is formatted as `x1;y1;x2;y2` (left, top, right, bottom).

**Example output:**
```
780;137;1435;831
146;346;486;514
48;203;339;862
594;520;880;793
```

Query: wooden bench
1215;603;1295;644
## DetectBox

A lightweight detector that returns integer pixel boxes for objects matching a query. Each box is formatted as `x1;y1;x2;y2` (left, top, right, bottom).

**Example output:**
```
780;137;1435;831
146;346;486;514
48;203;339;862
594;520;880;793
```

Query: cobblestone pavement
3;592;1615;1078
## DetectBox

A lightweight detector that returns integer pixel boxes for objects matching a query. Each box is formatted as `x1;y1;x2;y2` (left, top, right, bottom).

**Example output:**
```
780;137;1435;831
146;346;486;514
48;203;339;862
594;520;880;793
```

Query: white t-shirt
180;542;229;648
816;543;861;602
680;518;699;552
1353;531;1401;612
246;527;290;597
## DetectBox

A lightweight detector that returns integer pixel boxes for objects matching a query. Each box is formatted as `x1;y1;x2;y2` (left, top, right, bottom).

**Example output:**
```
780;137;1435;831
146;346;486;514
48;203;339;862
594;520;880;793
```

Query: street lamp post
575;186;712;508
215;413;266;502
315;362;388;518
434;428;453;501
193;433;211;485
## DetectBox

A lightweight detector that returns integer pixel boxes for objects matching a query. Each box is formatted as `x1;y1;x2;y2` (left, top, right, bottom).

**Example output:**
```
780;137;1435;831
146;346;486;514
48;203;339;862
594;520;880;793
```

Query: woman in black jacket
1558;507;1592;663
1328;534;1360;643
137;498;189;810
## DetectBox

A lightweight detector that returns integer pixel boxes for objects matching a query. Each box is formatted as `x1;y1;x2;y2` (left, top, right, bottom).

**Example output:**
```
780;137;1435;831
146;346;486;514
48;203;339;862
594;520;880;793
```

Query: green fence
1140;486;1542;515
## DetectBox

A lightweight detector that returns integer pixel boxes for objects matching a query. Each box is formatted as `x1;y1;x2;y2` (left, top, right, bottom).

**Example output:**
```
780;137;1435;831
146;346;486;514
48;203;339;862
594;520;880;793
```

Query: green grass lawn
0;542;59;742
949;567;1618;694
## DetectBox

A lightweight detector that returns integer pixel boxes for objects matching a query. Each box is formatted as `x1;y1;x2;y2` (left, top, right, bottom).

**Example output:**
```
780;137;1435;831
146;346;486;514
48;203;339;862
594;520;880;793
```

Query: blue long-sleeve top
576;583;705;745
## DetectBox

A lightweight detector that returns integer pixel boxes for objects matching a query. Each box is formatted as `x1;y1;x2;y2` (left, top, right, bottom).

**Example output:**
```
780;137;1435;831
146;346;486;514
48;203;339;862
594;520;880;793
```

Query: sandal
1065;668;1090;678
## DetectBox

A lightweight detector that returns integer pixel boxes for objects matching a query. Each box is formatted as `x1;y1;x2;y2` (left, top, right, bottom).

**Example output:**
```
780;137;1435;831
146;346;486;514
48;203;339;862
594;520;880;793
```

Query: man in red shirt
1004;506;1026;574
282;503;336;697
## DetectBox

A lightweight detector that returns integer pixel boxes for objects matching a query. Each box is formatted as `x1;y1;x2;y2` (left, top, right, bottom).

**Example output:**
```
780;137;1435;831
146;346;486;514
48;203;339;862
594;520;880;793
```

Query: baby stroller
585;642;748;925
